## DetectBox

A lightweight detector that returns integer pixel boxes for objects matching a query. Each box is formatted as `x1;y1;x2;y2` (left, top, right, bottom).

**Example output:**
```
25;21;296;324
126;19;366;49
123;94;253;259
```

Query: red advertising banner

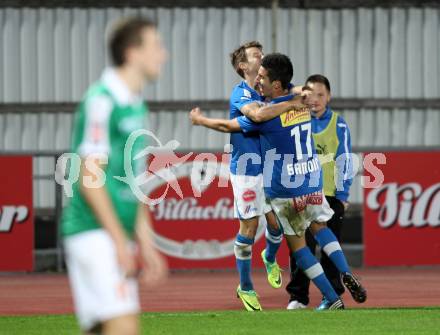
147;152;289;269
0;156;34;271
364;152;440;266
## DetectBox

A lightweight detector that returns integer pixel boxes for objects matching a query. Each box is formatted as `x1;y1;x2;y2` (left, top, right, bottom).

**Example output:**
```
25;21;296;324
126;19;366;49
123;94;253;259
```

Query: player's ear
238;62;247;74
273;80;281;90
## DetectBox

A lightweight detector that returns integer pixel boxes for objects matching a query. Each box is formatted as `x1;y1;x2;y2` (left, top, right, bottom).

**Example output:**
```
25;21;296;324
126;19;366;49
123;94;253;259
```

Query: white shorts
269;192;334;236
230;173;272;220
64;229;140;331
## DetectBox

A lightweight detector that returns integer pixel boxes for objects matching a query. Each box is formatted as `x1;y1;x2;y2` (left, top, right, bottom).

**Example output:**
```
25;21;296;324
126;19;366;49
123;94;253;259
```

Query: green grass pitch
0;308;439;335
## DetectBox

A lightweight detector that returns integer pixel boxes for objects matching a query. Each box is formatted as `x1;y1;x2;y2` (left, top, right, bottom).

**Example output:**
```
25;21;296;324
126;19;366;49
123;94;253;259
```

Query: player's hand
287;95;307;110
139;248;168;288
296;86;312;110
301;86;312;99
291;85;304;95
189;107;204;125
115;240;137;278
342;201;350;211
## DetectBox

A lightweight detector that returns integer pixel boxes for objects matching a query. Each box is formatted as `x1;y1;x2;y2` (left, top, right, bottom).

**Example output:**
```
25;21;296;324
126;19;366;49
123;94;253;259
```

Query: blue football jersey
237;94;323;198
229;81;263;176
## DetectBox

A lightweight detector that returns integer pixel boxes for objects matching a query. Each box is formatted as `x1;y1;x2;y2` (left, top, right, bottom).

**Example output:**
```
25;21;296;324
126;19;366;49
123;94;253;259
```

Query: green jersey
62;69;147;238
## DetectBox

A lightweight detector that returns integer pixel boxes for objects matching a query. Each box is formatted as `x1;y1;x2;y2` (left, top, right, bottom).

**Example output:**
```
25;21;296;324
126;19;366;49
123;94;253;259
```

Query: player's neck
115;66;146;95
312;107;327;118
244;73;257;91
270;88;289;99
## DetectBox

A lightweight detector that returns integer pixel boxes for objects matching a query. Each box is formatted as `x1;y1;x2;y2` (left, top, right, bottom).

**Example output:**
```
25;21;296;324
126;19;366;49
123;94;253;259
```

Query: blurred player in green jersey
62;17;168;335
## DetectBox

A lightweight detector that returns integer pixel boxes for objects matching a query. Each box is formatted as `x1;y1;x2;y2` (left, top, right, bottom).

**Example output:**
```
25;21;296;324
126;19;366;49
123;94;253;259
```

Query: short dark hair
305;74;331;92
109;17;156;67
230;41;263;79
261;53;293;90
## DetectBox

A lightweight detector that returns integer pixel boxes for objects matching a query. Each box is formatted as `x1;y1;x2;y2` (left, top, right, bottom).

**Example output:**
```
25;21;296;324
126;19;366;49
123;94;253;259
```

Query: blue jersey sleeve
237;115;262;133
335;115;353;202
231;86;258;112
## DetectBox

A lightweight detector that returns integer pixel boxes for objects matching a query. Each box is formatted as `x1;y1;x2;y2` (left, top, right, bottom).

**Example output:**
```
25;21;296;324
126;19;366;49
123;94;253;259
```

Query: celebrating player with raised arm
190;53;366;310
190;41;303;312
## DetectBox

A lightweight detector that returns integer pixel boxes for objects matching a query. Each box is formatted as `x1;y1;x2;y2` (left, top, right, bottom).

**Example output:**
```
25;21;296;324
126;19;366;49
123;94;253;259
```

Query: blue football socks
294;246;339;303
314;227;350;274
234;234;254;291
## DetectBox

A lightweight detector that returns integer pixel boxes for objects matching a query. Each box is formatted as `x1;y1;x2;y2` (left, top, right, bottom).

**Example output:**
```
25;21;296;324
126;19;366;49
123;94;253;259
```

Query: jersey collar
270;94;294;104
312;106;332;120
101;68;143;106
242;80;261;94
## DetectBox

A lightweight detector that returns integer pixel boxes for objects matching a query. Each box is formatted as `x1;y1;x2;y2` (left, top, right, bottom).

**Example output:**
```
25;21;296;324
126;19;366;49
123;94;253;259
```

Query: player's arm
79;158;135;276
135;205;168;286
240;95;308;123
334;116;354;209
189;107;241;133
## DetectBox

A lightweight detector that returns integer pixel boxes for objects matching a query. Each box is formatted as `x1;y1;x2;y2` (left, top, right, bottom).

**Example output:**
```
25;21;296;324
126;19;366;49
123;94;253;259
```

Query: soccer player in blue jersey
224;42;286;311
190;53;366;310
286;74;361;310
191;42;303;311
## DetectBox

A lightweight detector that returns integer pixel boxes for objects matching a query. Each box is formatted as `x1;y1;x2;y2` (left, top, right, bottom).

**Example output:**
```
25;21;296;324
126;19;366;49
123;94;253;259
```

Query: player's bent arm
241;95;307;123
246;99;300;122
79;158;135;274
135;206;168;286
334;117;353;203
